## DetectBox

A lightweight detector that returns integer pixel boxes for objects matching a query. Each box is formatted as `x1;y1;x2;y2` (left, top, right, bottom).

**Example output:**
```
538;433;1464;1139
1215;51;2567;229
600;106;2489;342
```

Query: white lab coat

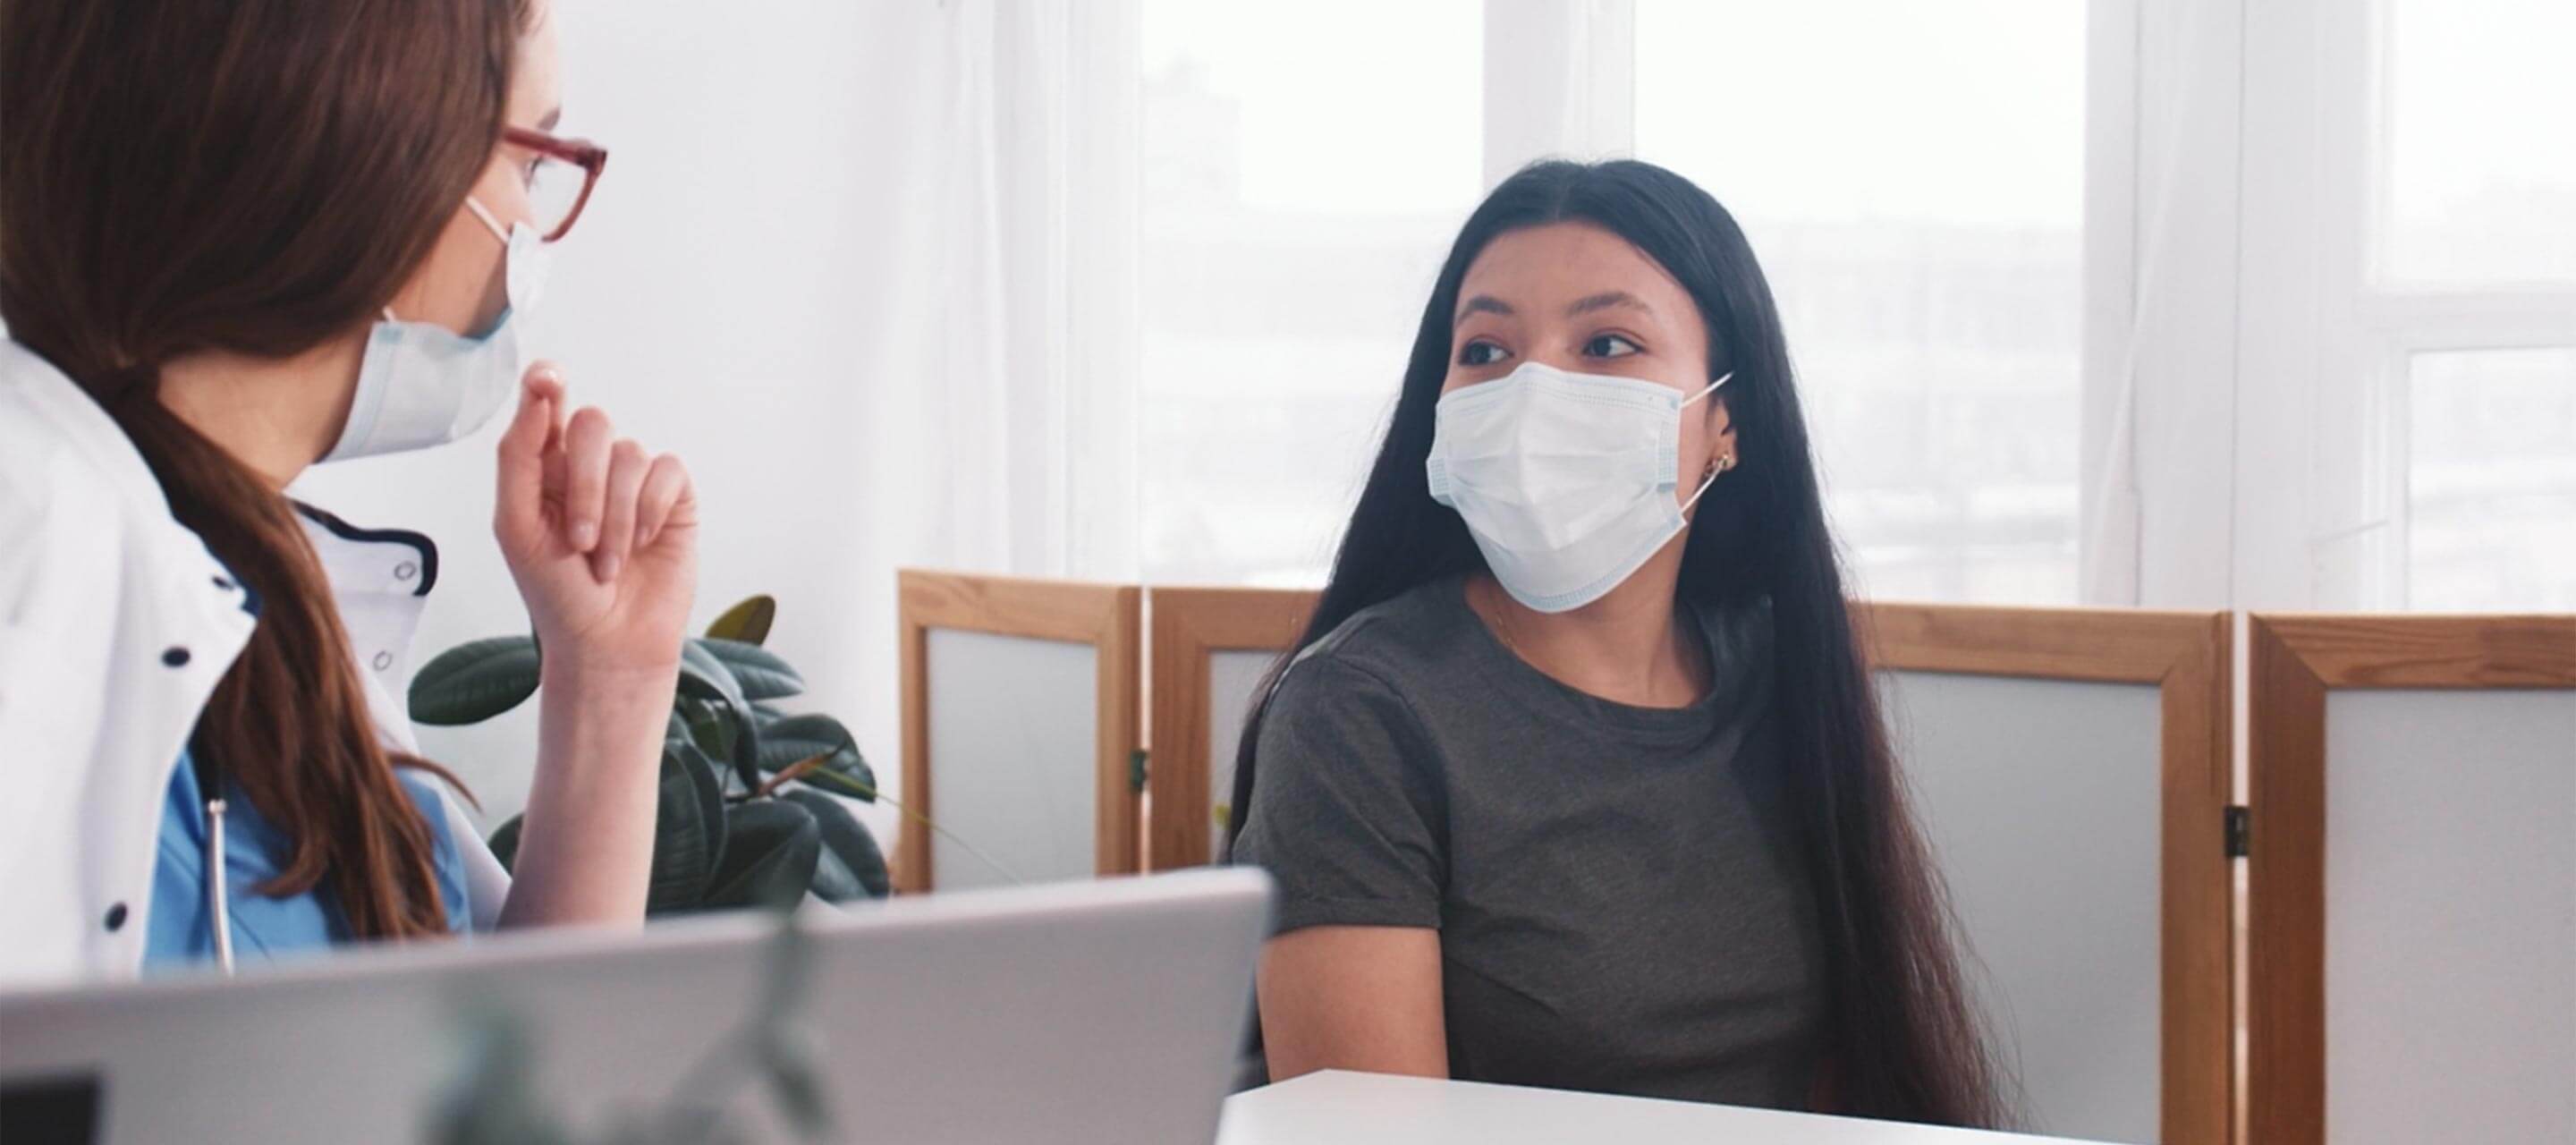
0;339;506;988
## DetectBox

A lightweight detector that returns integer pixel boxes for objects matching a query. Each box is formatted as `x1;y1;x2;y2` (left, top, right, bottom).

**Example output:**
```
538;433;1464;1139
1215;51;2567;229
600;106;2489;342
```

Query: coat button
373;651;394;671
394;561;418;581
162;647;191;667
105;903;128;931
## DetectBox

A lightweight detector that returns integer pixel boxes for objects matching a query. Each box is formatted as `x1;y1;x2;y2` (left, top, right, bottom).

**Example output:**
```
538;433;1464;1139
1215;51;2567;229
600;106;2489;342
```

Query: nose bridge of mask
1430;362;1678;547
1435;365;1668;487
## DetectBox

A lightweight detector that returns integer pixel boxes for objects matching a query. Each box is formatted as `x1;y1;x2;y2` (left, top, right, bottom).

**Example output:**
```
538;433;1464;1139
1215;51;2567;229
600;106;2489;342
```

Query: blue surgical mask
1427;361;1731;613
323;197;551;463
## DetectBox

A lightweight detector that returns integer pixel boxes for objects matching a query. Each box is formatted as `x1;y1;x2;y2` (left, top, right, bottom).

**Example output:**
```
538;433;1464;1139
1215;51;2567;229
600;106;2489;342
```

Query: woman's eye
1585;333;1642;359
1457;340;1510;367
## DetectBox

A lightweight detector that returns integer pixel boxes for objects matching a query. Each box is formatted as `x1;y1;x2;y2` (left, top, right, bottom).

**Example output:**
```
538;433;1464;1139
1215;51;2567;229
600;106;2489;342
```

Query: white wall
297;1;958;846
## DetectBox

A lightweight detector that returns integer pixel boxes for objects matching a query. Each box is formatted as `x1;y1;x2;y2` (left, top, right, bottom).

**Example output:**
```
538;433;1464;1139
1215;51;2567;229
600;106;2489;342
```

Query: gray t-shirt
1232;577;1827;1109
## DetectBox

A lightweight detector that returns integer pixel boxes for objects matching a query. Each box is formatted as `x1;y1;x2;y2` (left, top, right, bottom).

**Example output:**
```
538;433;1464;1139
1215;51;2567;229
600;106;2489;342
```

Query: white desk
1216;1072;2109;1145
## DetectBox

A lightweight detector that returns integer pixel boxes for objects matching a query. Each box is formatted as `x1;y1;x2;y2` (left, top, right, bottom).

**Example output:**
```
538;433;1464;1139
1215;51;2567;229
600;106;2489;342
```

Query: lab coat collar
4;336;442;751
0;339;186;528
293;502;439;598
1;339;256;638
292;503;441;756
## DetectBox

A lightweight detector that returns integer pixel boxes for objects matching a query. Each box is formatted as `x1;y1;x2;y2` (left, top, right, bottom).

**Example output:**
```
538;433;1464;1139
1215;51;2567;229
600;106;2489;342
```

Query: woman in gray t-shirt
1227;159;2006;1131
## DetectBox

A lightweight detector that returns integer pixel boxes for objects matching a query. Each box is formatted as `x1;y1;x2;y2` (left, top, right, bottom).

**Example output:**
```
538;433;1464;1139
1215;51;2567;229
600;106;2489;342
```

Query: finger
560;406;614;553
635;453;693;549
494;365;564;541
592;439;649;583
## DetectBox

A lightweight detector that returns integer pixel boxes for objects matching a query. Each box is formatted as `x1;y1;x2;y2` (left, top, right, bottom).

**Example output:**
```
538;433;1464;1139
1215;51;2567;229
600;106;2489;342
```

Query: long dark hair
1;0;528;938
1225;159;2005;1128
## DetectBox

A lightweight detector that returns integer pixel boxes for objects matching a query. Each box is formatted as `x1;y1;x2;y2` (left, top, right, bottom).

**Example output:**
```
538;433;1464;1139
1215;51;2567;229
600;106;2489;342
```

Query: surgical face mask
323;197;553;462
1427;361;1732;614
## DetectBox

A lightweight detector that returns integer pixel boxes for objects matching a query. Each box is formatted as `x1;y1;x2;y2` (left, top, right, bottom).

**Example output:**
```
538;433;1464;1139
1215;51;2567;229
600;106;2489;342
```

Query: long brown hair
1227;161;2008;1127
2;0;531;938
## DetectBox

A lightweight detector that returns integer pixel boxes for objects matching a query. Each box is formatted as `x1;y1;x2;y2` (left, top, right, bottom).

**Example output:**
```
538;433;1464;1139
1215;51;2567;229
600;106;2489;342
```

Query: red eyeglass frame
502;125;609;242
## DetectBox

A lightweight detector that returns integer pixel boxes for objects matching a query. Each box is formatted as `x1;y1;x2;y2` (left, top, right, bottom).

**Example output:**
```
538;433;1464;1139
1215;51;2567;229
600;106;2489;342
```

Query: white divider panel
925;629;1100;890
2323;690;2576;1145
1877;670;2164;1145
1204;649;1275;841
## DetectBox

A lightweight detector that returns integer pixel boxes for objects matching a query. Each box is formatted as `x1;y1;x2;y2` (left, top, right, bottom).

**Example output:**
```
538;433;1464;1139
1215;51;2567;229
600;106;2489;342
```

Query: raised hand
493;362;698;678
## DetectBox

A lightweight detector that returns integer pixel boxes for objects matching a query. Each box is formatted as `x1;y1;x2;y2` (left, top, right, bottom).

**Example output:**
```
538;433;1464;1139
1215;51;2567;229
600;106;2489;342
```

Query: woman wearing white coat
0;0;691;983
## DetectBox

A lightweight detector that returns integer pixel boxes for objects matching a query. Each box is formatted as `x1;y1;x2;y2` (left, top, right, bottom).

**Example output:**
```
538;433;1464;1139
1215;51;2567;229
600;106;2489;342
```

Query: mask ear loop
1681;370;1733;408
1679;371;1736;513
1682;463;1724;513
380;198;513;324
463;196;513;244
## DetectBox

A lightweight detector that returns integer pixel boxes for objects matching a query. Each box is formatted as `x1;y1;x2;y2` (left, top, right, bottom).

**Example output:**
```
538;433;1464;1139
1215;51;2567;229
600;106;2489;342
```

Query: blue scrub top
145;748;471;969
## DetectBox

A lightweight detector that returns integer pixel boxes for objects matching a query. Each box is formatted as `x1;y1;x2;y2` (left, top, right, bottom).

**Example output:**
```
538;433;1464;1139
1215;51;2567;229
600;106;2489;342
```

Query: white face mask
323;197;553;463
1427;361;1732;613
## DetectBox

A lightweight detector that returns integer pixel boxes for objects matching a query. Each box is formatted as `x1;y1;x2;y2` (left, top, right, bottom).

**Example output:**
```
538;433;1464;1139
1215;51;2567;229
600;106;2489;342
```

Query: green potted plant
409;594;890;912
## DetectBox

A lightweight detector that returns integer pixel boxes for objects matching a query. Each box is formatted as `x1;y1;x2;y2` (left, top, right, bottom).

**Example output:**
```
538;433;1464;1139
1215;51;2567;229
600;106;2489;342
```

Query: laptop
0;868;1272;1144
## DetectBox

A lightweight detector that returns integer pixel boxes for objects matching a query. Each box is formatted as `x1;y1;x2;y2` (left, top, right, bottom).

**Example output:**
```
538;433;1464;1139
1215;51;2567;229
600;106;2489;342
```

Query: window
1632;0;2089;603
2376;0;2576;287
2403;349;2576;611
1136;0;1484;587
1117;0;2563;612
2364;0;2576;608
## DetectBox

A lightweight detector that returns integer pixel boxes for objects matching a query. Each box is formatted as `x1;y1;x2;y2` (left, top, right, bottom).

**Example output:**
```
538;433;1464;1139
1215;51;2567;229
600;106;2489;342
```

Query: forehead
510;1;564;120
1455;221;1694;318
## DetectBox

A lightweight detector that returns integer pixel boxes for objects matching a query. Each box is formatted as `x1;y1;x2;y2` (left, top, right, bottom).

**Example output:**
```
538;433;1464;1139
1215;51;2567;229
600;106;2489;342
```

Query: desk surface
1216;1072;2107;1145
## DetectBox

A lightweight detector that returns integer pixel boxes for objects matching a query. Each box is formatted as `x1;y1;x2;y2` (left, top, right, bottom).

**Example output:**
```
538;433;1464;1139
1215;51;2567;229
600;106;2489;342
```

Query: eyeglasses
503;125;608;242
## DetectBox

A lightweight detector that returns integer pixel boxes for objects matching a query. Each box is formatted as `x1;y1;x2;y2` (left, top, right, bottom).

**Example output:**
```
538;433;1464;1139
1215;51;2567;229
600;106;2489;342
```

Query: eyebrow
1453;290;1656;329
1567;291;1651;318
538;106;563;131
1453;294;1513;327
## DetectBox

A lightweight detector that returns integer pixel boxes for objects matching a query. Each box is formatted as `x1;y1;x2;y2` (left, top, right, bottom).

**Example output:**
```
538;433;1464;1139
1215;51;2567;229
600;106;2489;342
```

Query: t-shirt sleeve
1231;654;1446;934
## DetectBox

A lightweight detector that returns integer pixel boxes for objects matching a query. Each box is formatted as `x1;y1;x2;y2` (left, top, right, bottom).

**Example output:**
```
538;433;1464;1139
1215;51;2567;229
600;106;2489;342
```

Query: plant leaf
752;713;849;772
783;789;889;899
647;740;729;914
704;594;776;646
675;637;748;708
756;714;877;803
676;640;762;793
692;638;804;701
682;696;733;773
808;845;861;903
409;636;539;725
487;814;526;873
703;800;821;912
